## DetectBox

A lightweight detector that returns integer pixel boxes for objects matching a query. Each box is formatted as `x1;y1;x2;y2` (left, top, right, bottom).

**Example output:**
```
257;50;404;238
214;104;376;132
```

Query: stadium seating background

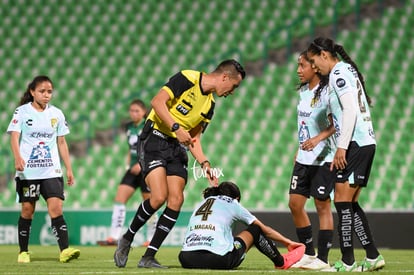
0;0;412;211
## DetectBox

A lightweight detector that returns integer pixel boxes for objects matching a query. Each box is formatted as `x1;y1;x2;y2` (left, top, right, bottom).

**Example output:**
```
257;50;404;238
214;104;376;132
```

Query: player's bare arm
10;131;25;171
57;135;75;185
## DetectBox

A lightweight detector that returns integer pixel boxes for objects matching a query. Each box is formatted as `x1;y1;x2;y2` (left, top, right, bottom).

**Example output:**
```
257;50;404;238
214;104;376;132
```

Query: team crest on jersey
310;96;322;108
51;118;58;128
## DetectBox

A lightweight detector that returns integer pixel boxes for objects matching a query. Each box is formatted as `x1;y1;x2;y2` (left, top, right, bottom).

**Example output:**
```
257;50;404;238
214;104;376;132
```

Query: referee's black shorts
119;168;150;193
138;128;188;181
336;141;376;187
178;237;246;269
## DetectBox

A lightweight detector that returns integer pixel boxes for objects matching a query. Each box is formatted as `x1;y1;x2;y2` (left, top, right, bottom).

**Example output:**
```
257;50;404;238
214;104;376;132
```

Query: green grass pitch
0;245;413;274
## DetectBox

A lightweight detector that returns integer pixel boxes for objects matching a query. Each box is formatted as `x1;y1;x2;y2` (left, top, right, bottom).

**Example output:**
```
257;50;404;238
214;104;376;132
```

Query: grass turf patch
1;245;413;274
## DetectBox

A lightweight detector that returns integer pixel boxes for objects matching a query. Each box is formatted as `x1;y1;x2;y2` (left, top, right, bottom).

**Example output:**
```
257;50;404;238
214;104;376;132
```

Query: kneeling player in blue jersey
179;181;305;270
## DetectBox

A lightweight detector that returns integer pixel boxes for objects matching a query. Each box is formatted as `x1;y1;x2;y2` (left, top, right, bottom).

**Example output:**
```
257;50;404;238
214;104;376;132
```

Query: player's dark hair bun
203;181;241;201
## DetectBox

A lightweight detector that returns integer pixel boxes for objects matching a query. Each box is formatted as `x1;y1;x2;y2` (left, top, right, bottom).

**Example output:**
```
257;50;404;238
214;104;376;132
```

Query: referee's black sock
334;202;355;265
123;199;156;242
317;229;333;263
18;217;32;253
247;224;284;267
352;202;380;259
296;225;316;256
143;207;179;258
51;215;69;251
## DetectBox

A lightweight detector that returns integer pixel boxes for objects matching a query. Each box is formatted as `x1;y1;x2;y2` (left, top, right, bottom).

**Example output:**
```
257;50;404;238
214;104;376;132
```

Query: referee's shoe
114;237;131;267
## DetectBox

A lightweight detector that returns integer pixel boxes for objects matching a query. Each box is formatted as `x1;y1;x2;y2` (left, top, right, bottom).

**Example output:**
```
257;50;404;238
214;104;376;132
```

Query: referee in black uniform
114;59;245;268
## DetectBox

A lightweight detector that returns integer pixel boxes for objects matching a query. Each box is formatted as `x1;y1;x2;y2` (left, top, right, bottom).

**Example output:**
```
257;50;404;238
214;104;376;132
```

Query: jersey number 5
195;198;215;221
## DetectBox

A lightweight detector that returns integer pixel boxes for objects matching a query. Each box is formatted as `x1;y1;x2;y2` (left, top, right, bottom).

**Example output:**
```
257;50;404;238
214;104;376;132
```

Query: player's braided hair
308;37;372;106
20;75;53;105
203;181;241;202
297;51;329;106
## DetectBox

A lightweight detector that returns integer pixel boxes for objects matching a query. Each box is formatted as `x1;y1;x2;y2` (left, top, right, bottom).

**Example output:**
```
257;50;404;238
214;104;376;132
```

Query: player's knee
288;199;303;213
21;202;35;218
246;223;262;244
150;195;167;209
167;194;184;210
314;198;332;214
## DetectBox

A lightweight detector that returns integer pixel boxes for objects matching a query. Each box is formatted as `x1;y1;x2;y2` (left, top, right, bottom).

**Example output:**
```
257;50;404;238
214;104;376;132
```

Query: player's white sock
110;203;126;240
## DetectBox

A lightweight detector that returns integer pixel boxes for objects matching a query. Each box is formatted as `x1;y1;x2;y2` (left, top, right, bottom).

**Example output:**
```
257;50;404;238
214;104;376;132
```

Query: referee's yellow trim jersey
147;70;215;138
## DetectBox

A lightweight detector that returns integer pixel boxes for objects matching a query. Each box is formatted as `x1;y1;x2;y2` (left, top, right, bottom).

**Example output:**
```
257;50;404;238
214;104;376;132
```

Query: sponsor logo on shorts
148;160;163;169
317;186;326;195
234;240;242;249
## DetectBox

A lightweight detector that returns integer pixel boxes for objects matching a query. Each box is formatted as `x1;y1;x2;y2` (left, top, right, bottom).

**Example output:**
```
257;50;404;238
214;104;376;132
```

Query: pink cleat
276;245;306;270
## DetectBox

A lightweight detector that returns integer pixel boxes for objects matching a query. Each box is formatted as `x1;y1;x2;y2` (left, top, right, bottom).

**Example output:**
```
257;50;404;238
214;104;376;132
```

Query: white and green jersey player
182;194;256;255
329;61;376;149
7;102;69;180
296;83;338;166
179;181;306;270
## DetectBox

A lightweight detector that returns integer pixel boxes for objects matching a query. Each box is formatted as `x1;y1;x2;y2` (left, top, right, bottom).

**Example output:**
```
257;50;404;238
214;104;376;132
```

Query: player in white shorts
179;181;305;270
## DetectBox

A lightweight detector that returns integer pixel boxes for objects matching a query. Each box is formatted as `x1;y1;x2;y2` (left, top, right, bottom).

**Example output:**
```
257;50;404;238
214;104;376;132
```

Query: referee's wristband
199;160;210;168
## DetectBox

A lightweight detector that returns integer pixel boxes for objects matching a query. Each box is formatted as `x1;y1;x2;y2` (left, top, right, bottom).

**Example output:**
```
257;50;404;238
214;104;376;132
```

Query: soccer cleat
114;237;131;268
59;247;80;263
360;255;385;272
276;245;306;270
17;251;31;263
97;237;118;246
138;255;168;268
323;260;362;272
301;257;330;270
291;253;317;268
